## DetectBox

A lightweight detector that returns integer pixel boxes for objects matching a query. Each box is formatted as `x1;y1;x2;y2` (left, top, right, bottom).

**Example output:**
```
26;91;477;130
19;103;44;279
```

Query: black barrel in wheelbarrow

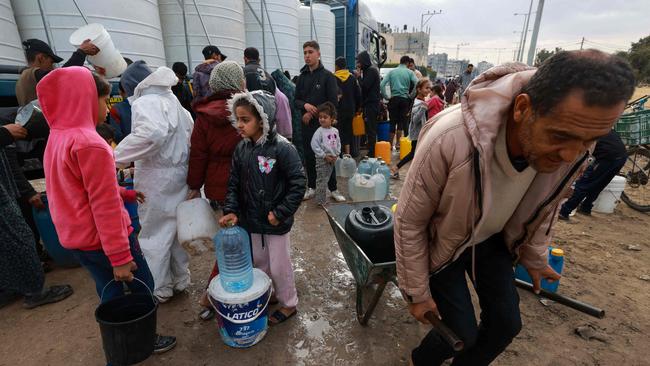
95;279;157;366
345;205;395;264
325;201;398;325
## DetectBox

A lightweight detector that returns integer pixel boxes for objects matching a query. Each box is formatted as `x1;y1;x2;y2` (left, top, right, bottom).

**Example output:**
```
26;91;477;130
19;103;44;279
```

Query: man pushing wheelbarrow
393;50;635;365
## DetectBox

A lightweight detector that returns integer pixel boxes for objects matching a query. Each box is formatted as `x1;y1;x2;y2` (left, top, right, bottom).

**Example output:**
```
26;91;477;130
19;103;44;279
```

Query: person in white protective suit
114;66;194;302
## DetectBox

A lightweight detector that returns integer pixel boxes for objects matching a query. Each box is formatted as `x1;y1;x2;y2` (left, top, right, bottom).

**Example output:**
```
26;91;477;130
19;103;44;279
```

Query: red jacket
187;91;241;202
427;95;445;120
38;67;134;266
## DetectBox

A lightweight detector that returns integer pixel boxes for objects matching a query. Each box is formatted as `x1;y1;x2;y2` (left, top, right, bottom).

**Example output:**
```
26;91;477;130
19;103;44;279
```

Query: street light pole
514;13;528;62
456;42;469;59
520;0;534;62
420;10;442;33
527;0;545;65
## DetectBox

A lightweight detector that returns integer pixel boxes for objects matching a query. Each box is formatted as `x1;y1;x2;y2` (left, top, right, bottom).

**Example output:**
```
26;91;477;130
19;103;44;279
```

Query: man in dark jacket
559;129;628;220
243;47;276;95
192;45;227;102
171;62;195;118
334;57;361;155
356;51;381;157
16;38;99;106
295;41;345;202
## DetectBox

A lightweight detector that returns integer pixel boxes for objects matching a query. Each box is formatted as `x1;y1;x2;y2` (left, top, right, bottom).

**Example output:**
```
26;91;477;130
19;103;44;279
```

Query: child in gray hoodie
310;102;341;206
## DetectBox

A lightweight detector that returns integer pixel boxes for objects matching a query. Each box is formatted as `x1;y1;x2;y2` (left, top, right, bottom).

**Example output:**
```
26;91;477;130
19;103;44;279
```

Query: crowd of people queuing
0;32;637;366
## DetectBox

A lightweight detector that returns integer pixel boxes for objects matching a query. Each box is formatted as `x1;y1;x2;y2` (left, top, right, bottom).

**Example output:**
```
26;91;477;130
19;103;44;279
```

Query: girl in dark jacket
219;90;306;325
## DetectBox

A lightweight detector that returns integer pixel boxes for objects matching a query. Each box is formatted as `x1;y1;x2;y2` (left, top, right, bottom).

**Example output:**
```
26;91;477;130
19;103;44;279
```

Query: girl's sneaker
303;188;315;200
329;190;346;202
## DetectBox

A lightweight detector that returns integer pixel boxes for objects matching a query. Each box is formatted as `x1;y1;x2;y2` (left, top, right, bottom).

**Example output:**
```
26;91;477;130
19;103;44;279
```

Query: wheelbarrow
324;200;398;326
325;201;466;351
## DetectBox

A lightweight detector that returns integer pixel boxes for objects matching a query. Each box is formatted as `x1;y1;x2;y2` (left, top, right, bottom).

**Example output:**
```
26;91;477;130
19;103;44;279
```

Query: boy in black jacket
356;51;381;157
295;41;345;202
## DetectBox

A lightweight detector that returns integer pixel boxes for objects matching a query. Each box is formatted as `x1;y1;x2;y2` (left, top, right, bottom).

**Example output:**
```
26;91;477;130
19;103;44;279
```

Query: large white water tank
11;0;166;68
0;0;25;65
159;0;245;70
245;0;300;77
298;4;335;71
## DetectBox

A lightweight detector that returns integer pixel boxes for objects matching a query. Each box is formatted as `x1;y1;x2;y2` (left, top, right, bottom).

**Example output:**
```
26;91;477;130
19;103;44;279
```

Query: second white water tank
298;4;335;71
159;0;245;71
11;0;166;68
0;0;24;65
244;0;300;77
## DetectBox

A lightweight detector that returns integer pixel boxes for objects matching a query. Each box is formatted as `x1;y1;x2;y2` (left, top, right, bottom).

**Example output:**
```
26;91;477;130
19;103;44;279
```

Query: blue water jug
357;158;372;175
514;247;564;293
214;225;254;293
122;178;140;233
32;194;79;267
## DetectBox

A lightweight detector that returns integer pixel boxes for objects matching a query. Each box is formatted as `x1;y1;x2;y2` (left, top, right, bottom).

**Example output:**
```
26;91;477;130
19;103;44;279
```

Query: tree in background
617;35;650;84
535;47;563;66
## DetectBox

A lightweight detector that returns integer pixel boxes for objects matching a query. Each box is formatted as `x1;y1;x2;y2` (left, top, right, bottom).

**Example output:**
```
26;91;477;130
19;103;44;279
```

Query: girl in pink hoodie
37;66;176;354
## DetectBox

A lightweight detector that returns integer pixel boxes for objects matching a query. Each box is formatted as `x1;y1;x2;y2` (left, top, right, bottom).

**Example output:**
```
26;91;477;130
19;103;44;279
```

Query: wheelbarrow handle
424;311;465;352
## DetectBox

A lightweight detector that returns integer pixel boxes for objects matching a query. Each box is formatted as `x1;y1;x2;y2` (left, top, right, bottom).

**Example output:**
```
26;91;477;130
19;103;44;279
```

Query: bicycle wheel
620;146;650;212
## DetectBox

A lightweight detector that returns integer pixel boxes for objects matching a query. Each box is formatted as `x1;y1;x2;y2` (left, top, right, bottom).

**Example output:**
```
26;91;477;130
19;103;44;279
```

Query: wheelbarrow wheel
355;281;388;326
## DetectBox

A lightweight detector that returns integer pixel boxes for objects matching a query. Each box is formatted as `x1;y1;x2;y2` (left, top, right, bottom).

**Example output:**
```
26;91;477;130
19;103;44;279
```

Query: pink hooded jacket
38;66;134;267
394;63;590;303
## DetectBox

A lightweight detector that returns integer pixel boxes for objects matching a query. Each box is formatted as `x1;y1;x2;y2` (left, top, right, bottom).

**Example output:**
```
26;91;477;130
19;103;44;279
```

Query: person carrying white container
114;67;194;303
558;130;628;220
16;38;99;106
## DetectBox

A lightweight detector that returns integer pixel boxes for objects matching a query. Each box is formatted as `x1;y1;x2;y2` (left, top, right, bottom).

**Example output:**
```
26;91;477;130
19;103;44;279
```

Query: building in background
428;53;448;76
381;30;429;67
476;61;494;75
445;58;469;77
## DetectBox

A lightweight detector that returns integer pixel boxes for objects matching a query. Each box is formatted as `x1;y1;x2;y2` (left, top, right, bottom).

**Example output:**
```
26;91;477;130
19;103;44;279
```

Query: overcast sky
365;0;649;65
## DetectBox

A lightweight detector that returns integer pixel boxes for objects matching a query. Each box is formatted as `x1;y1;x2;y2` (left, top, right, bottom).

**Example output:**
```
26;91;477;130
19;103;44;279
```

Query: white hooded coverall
114;67;194;298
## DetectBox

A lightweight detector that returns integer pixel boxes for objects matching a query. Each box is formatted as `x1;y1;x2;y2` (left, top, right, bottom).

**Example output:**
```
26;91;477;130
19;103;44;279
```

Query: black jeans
397;140;417;169
388;96;412;136
560;157;626;216
302;121;337;190
363;102;380;157
412;234;522;366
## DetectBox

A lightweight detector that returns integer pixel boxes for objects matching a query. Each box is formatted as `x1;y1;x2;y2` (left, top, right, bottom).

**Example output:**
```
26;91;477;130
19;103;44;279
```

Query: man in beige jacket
394;50;635;365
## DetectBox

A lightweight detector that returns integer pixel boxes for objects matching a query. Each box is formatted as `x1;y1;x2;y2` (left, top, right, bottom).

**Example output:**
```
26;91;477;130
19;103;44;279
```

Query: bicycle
615;96;650;212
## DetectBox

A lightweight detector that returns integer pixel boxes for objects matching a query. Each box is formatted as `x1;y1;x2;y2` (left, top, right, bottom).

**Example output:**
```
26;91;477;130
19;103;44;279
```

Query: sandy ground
1;151;649;366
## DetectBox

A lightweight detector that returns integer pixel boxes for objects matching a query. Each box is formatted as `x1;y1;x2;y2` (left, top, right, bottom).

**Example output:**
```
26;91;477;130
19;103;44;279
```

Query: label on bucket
214;290;270;348
208;269;272;348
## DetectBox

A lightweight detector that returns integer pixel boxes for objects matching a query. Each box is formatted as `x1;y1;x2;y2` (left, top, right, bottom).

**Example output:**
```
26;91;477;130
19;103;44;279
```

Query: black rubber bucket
95;279;157;366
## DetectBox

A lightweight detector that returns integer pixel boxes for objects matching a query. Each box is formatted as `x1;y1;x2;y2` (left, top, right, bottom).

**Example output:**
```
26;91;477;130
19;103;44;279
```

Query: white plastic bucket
592;176;626;214
208;269;272;348
69;23;127;78
176;198;218;255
